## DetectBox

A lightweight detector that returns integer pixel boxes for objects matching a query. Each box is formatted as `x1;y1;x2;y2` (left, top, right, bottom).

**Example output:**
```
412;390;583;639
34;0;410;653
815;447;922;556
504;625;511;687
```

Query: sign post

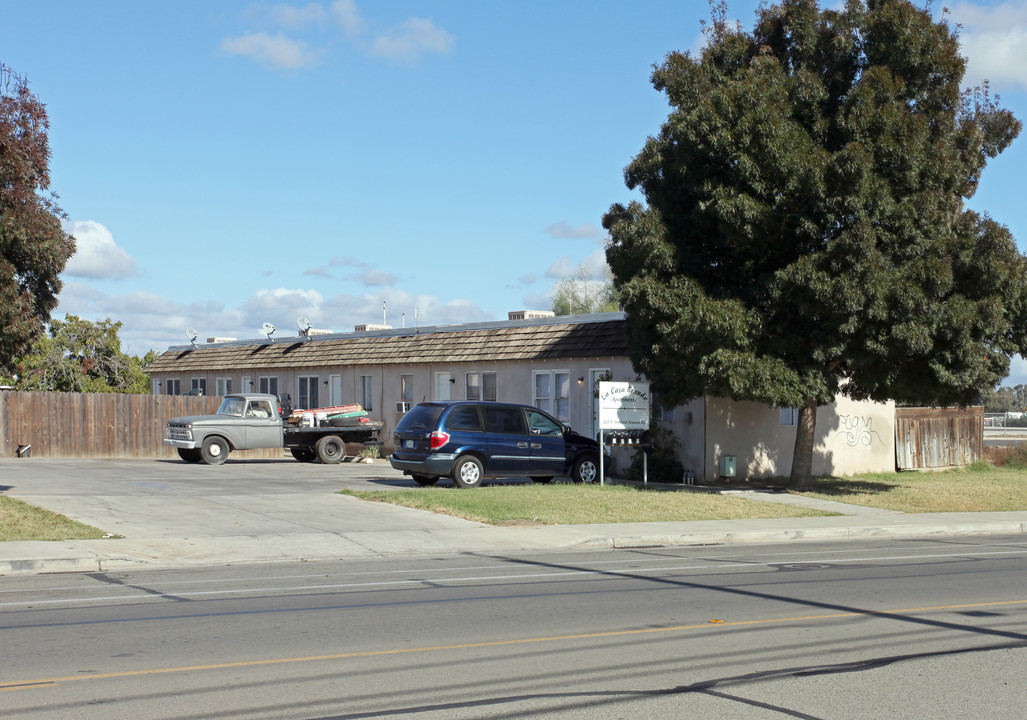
597;381;650;486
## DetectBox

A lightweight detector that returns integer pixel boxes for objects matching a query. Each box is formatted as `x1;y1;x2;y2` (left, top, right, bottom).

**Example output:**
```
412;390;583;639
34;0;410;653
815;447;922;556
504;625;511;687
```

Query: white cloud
371;17;454;65
330;0;365;37
359;268;397;286
269;2;328;28
63;220;140;280
545;221;602;239
303;266;335;278
220;32;320;69
54;282;488;355
948;2;1027;91
544;255;573;280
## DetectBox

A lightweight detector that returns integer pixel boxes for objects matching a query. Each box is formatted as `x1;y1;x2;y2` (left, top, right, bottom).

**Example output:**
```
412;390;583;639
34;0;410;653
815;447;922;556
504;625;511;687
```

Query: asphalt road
2;536;1025;719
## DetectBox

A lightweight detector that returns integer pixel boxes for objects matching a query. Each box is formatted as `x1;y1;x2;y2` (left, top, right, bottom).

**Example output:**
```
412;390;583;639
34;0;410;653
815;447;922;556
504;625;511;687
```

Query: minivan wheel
452;456;484;489
572;455;598;483
411;474;439;486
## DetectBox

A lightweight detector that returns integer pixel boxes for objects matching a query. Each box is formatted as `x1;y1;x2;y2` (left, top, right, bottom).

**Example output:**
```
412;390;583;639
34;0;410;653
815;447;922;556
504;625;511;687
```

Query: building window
258;376;278;397
780;407;798;425
466;372;497;402
165;378;181;395
652;393;675;423
360;375;374;411
298;376;319;409
400;374;414;404
533;370;569;422
215;378;233;396
191;378;207;395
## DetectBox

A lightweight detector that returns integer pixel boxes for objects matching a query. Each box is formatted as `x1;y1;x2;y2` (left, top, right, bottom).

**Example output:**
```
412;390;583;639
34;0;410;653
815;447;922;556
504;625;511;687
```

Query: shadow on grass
764;475;900;497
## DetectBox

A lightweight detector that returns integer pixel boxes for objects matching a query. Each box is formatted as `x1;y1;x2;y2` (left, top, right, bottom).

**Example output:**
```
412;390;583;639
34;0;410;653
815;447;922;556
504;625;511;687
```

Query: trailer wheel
290;447;317;462
200;436;229;465
315;435;345;464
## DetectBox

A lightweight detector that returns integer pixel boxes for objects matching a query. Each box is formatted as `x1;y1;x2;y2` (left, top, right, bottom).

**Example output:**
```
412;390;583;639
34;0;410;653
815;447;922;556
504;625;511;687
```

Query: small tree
0;64;76;374
551;262;619;316
13;315;154;393
604;0;1027;489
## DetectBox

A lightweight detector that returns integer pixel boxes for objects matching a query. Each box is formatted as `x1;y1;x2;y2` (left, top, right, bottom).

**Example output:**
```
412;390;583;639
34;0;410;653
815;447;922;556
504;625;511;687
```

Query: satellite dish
297;316;312;333
261;322;276;342
186;328;198;344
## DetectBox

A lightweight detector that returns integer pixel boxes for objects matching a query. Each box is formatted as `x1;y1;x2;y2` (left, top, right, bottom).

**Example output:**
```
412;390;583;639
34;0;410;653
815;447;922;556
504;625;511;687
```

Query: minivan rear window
396;404;445;431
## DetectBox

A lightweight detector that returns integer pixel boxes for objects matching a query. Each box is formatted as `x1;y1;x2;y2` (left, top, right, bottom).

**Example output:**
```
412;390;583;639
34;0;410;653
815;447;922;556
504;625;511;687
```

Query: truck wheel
290;447;317;462
200;436;229;465
572;454;598;483
177;448;202;463
451;455;484;489
411;474;439;486
315;435;345;464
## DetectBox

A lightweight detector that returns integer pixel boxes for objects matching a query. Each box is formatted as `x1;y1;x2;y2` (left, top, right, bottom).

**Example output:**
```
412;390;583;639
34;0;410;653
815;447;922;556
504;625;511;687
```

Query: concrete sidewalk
0;458;1025;575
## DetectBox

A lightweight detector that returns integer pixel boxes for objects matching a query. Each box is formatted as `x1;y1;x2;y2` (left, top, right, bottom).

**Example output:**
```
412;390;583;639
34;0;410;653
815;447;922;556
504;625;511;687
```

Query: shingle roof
144;315;628;374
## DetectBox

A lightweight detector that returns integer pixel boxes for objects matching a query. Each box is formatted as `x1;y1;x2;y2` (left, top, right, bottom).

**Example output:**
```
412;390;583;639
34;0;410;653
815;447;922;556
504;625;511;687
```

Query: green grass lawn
0;496;108;542
345;463;1027;525
341;483;839;525
770;462;1027;513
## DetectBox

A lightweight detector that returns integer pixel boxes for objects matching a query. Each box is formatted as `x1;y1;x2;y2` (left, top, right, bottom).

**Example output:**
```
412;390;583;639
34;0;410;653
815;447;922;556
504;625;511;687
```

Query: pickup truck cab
165;393;382;465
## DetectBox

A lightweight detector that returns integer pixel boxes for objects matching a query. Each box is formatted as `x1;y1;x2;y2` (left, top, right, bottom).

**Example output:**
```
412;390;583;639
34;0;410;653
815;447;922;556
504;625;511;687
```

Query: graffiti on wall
836;415;884;448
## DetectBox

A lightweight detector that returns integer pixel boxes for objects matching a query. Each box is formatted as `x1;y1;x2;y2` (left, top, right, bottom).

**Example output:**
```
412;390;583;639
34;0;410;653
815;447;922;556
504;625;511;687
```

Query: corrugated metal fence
895;406;984;470
0;391;283;459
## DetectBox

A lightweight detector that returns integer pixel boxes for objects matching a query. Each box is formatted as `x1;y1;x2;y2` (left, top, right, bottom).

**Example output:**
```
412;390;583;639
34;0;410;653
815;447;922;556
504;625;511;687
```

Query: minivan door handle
530;443;542;449
517;442;528;448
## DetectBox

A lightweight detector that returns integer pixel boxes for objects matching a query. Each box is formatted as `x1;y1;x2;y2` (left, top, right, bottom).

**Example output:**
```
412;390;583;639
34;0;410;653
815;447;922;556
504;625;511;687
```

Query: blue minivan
389;401;601;488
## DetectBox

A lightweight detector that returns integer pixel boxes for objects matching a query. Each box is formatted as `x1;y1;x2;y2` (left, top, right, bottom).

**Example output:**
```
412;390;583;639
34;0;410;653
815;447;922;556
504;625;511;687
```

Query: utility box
719;455;736;478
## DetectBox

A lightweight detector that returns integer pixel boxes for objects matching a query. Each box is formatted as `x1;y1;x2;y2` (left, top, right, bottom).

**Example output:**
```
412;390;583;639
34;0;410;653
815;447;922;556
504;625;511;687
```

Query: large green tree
0;63;75;374
6;315;155;394
603;0;1027;489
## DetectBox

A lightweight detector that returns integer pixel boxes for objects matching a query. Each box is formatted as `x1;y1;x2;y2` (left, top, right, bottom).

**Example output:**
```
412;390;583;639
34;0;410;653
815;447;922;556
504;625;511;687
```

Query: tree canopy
2;315;155;394
551;262;620;316
0;63;76;374
603;0;1027;488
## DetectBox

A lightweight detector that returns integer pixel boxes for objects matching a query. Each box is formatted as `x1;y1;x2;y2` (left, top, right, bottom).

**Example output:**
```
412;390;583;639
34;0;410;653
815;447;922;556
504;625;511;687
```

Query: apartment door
328;374;343;406
435;372;451;401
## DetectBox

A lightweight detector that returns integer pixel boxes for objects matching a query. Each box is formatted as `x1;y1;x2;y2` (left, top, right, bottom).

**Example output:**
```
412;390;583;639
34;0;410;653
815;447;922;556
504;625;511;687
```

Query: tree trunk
787;397;817;491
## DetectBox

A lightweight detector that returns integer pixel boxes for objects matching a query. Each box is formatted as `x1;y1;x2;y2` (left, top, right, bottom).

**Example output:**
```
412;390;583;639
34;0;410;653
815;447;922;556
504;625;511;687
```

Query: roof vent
508;310;555;321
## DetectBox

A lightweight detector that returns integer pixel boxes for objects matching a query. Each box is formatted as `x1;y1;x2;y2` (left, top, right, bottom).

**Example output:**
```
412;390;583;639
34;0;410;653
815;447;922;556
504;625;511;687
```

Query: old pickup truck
164;393;383;465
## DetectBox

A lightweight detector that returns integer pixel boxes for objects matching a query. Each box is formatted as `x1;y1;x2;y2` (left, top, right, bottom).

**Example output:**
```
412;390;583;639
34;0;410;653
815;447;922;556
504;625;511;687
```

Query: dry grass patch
780;463;1027;513
341;484;837;525
0;496;108;542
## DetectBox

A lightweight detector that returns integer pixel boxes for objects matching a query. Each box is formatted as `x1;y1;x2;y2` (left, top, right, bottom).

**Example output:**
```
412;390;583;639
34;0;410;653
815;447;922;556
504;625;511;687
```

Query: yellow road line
3;597;1025;692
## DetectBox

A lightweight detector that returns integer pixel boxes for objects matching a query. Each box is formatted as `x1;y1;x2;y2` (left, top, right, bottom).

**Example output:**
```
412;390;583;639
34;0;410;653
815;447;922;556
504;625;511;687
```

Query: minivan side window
483;406;526;435
446;405;482;431
525;409;563;437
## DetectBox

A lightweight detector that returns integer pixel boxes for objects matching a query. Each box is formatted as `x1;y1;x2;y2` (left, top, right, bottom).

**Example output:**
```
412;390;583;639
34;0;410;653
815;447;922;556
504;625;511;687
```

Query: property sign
598;381;650;430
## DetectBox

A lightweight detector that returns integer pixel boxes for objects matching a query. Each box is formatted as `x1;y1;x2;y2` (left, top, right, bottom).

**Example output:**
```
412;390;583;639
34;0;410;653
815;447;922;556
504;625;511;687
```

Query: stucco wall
154;357;637;453
702;395;896;482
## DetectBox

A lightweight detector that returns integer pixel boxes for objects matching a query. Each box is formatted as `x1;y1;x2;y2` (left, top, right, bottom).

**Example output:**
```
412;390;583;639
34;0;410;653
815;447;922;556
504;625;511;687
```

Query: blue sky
4;1;1027;385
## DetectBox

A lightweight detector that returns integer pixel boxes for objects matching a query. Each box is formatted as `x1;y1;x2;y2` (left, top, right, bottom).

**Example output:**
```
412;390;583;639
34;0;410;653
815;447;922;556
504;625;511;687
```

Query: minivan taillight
429;430;450;450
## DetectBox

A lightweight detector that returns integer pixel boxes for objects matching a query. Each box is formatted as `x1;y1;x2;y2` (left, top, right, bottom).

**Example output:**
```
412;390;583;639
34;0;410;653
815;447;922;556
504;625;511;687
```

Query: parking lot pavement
0;458;1025;575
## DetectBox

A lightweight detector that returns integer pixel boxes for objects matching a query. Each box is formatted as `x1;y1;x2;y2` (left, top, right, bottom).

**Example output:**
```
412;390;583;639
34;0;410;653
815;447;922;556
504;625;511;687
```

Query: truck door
242;399;283;449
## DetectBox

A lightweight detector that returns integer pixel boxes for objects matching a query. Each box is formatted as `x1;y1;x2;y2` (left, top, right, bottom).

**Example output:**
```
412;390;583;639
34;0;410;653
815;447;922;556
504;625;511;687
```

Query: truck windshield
217;397;245;417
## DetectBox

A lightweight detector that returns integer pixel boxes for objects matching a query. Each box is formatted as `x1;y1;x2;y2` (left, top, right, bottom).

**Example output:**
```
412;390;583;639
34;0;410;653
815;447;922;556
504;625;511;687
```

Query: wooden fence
0;391;283;460
895;406;984;470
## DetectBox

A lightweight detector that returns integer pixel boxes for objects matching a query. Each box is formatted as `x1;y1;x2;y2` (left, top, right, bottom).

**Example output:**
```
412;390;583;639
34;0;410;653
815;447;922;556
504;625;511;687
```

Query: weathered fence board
0;391;284;460
895;406;983;470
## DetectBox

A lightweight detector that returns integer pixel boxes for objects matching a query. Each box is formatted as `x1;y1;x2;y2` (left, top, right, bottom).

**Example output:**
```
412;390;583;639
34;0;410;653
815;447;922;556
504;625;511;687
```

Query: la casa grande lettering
600;386;649;403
